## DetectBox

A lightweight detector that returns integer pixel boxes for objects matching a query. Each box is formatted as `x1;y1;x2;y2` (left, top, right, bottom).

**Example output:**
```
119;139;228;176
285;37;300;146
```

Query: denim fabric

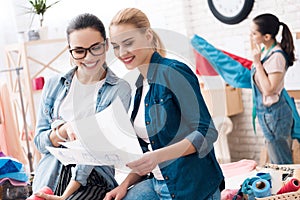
123;178;220;200
252;68;293;164
123;178;171;200
130;52;224;199
32;66;131;192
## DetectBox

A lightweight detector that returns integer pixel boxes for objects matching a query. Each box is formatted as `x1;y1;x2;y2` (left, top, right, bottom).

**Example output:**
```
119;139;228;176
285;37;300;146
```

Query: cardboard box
225;85;244;116
200;84;244;117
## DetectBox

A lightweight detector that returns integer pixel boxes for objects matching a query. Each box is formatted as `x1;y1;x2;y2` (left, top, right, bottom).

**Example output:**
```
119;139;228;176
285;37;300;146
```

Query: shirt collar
135;51;161;87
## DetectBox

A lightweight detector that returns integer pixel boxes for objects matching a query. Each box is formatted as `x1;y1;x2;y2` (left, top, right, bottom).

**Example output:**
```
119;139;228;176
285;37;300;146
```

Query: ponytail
280;22;295;67
152;30;166;57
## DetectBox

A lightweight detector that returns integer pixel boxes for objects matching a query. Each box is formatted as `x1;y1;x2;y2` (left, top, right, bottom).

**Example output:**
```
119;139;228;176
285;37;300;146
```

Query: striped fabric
55;165;113;200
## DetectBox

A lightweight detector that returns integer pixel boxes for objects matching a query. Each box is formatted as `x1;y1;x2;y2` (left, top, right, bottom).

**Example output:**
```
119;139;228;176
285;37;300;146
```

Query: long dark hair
66;13;106;44
253;13;295;67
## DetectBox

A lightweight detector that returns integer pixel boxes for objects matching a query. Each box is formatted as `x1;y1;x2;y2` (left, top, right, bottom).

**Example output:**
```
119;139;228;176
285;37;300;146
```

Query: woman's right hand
104;185;128;200
60;122;77;141
50;121;77;146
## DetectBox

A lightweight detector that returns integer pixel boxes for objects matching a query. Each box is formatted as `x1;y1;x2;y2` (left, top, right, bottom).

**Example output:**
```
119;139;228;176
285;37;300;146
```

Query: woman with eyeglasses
30;13;131;200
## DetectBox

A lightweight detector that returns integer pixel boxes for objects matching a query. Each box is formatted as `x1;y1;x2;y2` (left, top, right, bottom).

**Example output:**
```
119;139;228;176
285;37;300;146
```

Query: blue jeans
256;95;293;164
123;178;221;200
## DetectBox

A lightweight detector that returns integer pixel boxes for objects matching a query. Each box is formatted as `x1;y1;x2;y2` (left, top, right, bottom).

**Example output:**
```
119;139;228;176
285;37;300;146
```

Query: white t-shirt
59;73;105;121
134;79;164;180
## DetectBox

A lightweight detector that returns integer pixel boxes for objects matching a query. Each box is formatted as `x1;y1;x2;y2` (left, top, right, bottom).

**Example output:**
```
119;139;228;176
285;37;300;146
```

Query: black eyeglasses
69;41;106;60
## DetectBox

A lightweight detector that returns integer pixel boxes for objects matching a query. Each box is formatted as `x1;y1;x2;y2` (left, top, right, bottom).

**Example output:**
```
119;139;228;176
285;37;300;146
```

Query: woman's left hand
34;192;64;200
126;151;160;176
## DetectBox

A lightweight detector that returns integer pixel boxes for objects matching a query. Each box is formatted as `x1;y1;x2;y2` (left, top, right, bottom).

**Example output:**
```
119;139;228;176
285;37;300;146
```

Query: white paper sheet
46;97;143;170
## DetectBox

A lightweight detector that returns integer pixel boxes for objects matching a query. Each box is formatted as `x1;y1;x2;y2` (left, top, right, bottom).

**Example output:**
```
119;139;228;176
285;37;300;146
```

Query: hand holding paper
47;97;143;171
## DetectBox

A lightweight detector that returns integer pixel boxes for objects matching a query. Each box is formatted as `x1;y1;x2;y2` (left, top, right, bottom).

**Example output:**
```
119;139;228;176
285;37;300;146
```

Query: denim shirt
131;52;224;199
32;66;131;193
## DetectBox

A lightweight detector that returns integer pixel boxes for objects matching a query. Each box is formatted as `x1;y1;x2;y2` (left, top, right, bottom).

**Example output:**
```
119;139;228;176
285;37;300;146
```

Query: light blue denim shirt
32;66;131;193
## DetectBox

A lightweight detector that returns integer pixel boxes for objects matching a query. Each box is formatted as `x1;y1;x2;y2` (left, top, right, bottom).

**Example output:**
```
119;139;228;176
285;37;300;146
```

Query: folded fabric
0;157;23;175
220;159;257;178
27;186;54;200
221;189;241;200
0;177;28;186
0;171;28;182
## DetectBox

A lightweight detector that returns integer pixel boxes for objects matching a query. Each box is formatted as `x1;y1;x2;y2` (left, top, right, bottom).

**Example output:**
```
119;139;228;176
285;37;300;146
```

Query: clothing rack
0;67;33;172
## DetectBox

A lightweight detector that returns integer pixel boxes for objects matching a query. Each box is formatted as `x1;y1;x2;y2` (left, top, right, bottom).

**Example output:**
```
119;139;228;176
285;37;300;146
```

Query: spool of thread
277;178;300;194
293;169;300;181
251;179;271;198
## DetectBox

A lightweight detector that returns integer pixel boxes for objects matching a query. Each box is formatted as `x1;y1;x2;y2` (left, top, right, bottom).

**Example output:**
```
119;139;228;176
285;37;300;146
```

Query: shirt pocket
150;93;179;140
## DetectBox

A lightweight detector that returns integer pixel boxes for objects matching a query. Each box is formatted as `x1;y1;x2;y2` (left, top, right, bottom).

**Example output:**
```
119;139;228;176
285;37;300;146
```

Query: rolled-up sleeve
71;165;94;186
166;62;218;156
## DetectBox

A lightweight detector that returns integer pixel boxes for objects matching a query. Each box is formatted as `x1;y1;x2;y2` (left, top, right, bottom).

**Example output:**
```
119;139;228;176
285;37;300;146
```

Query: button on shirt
133;79;164;180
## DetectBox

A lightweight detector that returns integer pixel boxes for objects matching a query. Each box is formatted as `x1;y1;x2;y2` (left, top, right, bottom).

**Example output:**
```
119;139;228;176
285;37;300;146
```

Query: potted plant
26;0;60;28
23;0;60;40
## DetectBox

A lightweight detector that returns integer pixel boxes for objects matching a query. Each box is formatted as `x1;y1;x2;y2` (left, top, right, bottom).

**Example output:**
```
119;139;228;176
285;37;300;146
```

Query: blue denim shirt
131;52;224;199
32;66;131;193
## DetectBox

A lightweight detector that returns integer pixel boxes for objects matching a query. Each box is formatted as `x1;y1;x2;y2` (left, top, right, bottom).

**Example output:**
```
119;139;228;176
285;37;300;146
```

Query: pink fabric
27;186;54;200
220;159;257;178
221;189;241;200
0;177;28;186
0;83;27;165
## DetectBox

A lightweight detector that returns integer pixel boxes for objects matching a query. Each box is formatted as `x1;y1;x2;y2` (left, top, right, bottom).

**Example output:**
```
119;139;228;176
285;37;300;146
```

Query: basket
255;190;300;200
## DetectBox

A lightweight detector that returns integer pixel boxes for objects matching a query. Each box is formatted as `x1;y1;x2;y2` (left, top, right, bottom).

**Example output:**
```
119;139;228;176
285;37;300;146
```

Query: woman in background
31;13;131;200
105;8;224;200
250;13;295;164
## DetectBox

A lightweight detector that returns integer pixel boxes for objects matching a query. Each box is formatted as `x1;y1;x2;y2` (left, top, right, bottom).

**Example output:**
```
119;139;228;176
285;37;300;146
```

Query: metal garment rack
0;67;33;172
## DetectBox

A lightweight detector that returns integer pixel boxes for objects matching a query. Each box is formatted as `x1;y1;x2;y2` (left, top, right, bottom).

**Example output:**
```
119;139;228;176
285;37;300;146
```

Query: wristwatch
207;0;254;25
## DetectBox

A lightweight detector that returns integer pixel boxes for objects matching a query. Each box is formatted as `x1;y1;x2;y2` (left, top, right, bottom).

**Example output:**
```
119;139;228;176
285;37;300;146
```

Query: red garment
193;48;253;76
0;83;27;165
193;49;218;76
222;50;253;70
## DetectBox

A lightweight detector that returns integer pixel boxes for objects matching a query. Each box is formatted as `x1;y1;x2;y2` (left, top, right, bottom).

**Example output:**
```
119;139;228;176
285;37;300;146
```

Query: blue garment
130;52;224;199
252;67;293;164
191;34;300;142
32;66;131;192
0;157;28;182
123;177;220;200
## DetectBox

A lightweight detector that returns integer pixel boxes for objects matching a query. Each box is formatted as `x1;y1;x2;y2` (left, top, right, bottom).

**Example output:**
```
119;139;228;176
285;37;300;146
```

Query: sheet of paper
47;97;143;170
58;140;84;149
46;146;102;166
